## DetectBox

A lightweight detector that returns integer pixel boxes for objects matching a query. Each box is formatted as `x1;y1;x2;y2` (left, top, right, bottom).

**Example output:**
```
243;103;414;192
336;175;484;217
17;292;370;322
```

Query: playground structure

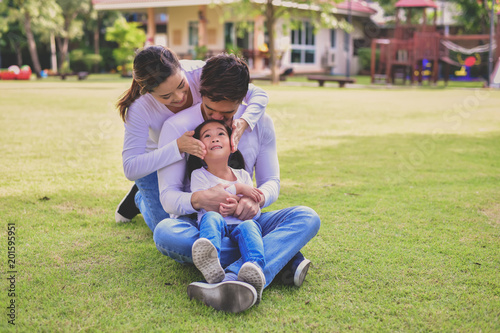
370;0;500;85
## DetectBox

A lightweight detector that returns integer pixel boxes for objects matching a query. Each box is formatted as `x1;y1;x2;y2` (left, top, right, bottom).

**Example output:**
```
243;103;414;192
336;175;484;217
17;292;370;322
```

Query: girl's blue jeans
134;172;170;232
153;206;321;288
199;211;265;271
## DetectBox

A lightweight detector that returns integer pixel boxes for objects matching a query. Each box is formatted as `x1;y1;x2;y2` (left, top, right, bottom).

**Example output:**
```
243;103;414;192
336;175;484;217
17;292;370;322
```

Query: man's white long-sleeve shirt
157;104;280;217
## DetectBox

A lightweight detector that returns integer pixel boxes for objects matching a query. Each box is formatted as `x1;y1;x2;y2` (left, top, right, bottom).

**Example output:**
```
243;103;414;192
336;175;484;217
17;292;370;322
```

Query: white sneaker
192;238;225;284
237;262;266;304
187;281;257;313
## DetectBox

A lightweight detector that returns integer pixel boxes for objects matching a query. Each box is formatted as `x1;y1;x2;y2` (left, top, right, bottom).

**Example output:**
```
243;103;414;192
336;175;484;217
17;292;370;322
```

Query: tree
220;0;347;84
54;0;91;72
0;0;60;77
105;16;146;76
453;0;494;34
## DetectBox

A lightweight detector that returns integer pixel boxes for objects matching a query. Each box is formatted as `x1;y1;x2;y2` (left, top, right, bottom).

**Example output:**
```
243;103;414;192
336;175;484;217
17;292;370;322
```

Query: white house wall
150;7;364;75
278;17;361;75
166;6;225;56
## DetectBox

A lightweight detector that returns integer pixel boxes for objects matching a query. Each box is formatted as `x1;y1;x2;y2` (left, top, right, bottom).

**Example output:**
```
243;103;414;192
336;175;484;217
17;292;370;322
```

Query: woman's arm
230;84;268;151
240;83;268;131
122;104;205;181
122;105;185;181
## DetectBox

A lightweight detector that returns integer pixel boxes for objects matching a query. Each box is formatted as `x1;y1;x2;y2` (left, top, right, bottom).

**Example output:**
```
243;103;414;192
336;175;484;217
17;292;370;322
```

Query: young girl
188;119;267;304
114;46;268;232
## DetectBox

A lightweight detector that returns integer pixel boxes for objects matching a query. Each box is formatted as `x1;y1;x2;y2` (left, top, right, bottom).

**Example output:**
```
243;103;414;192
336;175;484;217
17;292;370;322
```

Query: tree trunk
23;11;42;78
266;0;279;85
14;43;23;67
58;15;77;73
93;14;100;73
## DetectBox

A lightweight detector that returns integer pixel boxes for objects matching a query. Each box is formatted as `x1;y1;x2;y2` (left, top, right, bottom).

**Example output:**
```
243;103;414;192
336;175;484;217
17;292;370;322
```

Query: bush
70;49;103;72
358;47;379;72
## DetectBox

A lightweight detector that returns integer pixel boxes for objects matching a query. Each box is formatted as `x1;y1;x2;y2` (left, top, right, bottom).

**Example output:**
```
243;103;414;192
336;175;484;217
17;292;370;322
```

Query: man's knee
294;206;321;237
153;218;195;264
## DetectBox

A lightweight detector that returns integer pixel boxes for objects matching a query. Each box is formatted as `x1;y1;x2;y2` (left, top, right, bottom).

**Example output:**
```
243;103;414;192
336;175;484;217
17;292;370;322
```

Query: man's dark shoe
187;281;257;313
280;254;311;287
293;259;311;287
115;184;140;223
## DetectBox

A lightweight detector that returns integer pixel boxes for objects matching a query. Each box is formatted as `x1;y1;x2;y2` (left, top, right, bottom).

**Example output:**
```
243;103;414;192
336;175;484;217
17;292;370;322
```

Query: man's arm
234;115;280;220
157;119;196;216
253;114;280;208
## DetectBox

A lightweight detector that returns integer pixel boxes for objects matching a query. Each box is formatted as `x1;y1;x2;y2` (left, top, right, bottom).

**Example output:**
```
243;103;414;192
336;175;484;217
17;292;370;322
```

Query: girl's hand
177;130;206;159
237;184;264;203
219;197;238;217
245;188;264;204
231;119;249;153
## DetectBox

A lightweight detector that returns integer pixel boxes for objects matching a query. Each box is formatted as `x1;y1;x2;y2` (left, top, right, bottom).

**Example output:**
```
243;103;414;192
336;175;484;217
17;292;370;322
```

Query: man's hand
191;184;239;212
233;196;260;221
177;130;206;159
231;118;249;153
219;197;238;217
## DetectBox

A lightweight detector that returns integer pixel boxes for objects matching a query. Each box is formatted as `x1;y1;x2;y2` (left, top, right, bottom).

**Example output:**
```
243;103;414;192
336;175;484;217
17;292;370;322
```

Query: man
154;54;320;312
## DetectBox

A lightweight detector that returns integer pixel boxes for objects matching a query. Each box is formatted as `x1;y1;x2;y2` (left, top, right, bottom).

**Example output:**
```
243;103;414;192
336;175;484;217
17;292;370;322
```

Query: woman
115;46;268;232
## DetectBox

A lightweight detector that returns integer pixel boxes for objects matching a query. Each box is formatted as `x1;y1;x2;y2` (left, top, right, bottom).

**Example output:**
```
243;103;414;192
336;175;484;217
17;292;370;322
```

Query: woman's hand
231;119;249;153
219;197;238;217
177;130;206;159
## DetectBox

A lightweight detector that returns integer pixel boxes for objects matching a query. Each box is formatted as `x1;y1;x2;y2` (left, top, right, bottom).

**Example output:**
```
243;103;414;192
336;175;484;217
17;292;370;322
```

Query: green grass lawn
1;77;499;332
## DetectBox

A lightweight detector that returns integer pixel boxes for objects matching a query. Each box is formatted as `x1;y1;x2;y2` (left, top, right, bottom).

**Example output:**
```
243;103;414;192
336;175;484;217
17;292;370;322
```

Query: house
92;0;377;75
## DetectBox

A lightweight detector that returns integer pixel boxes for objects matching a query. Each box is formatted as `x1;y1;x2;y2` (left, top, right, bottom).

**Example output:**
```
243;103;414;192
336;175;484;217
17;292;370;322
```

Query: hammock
441;40;497;55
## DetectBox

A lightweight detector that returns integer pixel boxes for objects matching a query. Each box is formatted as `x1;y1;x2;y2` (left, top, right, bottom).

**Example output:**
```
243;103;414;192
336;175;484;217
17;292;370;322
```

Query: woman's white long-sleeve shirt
121;60;268;181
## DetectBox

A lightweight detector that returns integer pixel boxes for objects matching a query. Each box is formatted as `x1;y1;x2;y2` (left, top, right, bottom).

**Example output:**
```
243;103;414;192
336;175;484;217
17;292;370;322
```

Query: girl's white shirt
191;167;261;225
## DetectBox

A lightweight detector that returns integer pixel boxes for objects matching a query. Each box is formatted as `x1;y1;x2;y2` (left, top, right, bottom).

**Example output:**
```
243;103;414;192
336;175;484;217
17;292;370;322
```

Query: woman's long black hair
187;119;246;179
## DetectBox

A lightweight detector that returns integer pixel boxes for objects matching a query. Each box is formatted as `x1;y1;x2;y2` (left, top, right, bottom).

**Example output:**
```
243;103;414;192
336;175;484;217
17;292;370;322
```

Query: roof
395;0;438;8
93;0;376;16
336;0;377;15
92;0;213;10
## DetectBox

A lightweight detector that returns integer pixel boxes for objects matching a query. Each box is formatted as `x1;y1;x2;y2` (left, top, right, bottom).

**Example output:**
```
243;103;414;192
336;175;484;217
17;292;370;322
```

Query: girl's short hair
187;119;246;178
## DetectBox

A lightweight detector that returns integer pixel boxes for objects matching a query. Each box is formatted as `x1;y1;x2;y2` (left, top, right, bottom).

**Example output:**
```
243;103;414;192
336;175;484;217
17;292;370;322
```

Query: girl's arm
226;183;264;204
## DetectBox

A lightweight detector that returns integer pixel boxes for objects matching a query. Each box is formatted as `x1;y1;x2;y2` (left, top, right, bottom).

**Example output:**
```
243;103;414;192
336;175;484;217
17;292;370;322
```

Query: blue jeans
153;206;320;288
134;172;170;232
200;211;265;271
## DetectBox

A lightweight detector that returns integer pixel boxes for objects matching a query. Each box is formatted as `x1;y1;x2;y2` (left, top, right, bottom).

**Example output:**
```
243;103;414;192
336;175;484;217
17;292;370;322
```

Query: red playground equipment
370;0;500;85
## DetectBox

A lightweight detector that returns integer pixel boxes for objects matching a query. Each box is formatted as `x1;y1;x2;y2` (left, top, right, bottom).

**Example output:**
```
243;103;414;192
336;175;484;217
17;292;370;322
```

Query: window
344;30;349;52
189;21;198;46
291;21;315;64
224;22;253;50
330;29;336;48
